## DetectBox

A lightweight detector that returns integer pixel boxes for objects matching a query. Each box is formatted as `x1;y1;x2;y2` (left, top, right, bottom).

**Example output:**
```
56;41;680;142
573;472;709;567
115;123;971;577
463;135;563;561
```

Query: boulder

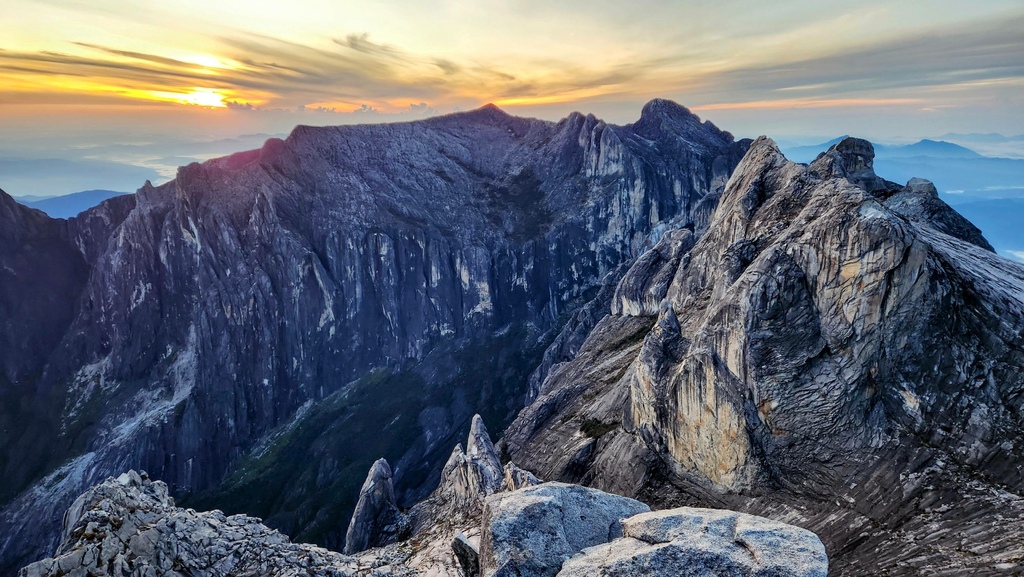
557;508;828;577
479;482;650;577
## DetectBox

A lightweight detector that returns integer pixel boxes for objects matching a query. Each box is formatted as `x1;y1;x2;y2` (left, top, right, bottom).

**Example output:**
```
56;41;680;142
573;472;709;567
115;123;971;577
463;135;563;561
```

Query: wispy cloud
693;14;1024;104
693;98;922;111
0;31;664;111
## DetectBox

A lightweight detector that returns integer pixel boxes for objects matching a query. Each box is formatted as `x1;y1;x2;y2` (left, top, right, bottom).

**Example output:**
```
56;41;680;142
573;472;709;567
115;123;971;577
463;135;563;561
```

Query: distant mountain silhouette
880;139;981;158
783;137;981;163
17;190;130;219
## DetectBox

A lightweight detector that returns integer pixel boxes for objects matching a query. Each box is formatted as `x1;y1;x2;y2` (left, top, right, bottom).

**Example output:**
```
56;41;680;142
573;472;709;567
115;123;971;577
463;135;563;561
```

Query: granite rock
344;459;408;554
504;136;1024;574
556;508;827;577
479;482;650;577
18;471;414;577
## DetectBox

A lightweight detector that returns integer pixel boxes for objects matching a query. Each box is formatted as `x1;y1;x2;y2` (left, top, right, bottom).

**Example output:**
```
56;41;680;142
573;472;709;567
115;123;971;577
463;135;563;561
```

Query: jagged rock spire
467;415;502;474
433;415;505;512
343;458;408;554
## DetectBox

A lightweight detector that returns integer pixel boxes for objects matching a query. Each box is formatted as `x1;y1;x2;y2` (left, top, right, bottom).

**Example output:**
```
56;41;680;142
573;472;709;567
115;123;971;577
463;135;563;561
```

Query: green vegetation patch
580;417;619;439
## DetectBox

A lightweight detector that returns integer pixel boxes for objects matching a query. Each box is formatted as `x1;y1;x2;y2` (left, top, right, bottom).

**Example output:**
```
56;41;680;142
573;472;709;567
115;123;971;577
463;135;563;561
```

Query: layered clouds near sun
2;0;1024;141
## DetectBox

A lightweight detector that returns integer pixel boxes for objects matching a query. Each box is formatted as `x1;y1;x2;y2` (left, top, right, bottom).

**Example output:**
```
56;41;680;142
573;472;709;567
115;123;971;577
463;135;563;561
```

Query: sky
1;0;1023;195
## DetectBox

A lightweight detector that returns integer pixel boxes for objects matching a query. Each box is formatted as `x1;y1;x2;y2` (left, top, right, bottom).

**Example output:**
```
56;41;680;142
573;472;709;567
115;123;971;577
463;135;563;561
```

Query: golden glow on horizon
180;88;227;108
492;88;623;108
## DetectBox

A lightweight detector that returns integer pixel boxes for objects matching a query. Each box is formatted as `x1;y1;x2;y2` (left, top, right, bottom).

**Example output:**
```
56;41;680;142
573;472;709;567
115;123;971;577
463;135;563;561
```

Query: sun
143;88;228;107
181;88;225;107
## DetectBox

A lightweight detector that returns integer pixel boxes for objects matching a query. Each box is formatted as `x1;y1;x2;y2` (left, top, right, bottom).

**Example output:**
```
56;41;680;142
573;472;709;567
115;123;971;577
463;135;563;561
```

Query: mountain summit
503;136;1023;574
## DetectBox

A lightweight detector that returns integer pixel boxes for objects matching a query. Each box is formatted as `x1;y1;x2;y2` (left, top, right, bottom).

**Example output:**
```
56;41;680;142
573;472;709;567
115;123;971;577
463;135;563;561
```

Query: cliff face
0;192;134;507
0;100;748;572
503;137;1024;574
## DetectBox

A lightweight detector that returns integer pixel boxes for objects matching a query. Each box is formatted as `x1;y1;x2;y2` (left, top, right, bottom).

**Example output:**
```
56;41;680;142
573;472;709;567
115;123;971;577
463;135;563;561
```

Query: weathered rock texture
396;415;516;574
19;471;415;577
558;508;828;577
22;462;829;577
504;137;1024;575
452;532;480;577
0;100;749;573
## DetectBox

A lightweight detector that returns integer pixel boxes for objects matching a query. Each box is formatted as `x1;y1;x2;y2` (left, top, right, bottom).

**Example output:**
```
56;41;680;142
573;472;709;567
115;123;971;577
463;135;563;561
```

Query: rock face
479;483;650;577
501;462;540;492
18;471;414;577
391;414;512;575
504;136;1024;574
0;192;134;508
0;100;748;572
344;459;408;554
558;508;828;577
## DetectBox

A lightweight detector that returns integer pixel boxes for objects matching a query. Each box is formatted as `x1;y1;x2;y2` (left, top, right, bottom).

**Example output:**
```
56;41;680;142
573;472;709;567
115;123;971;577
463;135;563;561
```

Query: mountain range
14;190;129;219
784;137;982;163
2;101;1024;576
0;100;748;573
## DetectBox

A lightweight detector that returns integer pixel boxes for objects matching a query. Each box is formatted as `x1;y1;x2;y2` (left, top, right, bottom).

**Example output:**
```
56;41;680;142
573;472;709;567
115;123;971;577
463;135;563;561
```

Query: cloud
0;30;663;112
225;100;254;110
693;15;1024;104
2;4;1023;138
333;34;409;62
433;59;461;75
693;98;922;112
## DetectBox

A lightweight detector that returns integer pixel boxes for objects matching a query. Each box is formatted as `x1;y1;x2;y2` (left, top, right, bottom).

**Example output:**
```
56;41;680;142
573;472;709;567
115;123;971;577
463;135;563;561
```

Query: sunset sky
2;0;1023;195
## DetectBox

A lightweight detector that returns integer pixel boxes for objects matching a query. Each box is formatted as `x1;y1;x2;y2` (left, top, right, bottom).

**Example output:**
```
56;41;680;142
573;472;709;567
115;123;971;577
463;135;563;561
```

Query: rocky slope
502;137;1024;574
20;418;827;577
0;100;749;573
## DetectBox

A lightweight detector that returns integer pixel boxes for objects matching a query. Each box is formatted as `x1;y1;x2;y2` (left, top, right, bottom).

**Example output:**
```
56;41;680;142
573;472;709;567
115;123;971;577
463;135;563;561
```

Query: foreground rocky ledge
22;416;827;577
19;470;413;577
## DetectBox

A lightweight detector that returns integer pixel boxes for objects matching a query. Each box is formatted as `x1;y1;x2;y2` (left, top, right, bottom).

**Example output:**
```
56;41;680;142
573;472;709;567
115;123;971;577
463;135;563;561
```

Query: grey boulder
558;508;828;577
479;482;650;577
